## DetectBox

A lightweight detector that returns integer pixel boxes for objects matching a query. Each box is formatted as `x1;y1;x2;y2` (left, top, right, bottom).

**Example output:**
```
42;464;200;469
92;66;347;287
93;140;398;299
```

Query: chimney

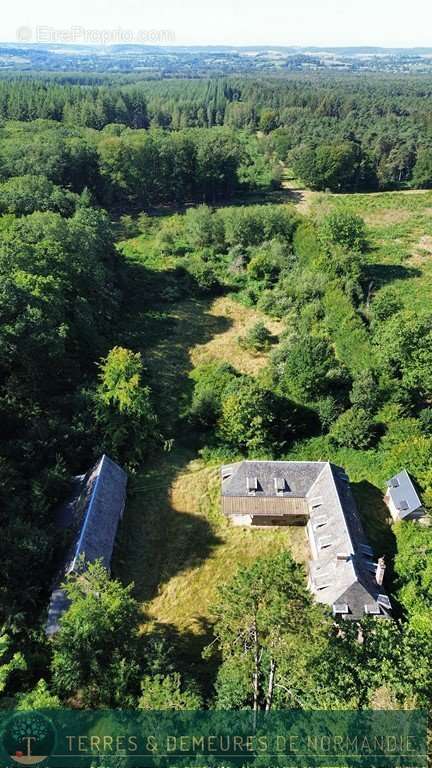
376;556;386;586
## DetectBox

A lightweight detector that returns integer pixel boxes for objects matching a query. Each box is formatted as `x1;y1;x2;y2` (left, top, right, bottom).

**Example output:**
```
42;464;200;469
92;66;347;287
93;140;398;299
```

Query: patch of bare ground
363;209;412;226
281;178;319;215
409;235;432;266
190;296;284;375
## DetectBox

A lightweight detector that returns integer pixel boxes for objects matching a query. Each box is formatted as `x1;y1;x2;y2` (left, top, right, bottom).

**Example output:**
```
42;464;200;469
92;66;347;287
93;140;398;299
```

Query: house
384;469;426;522
221;460;391;620
46;454;127;636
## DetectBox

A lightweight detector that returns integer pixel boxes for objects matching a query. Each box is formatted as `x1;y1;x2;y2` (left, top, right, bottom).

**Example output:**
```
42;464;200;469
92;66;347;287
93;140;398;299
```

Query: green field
331;189;432;313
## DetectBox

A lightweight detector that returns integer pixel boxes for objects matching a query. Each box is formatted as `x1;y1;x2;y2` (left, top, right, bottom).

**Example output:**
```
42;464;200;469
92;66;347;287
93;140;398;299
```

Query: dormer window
310;496;323;509
315;572;332;590
313;514;328;530
364;603;381;615
377;594;391;611
333;603;349;616
318;535;332;550
274;477;287;495
247;476;258;495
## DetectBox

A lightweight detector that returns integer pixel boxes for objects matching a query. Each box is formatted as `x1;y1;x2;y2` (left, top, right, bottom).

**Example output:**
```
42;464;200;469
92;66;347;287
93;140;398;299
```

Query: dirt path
281;175;319;215
280;166;429;216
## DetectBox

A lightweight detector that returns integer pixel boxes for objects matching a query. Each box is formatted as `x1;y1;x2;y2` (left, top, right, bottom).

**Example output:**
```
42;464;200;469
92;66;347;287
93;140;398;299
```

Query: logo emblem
2;712;56;765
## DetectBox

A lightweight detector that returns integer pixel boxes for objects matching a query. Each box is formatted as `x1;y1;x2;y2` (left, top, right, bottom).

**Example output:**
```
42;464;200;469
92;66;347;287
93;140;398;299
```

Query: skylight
333;603;349;615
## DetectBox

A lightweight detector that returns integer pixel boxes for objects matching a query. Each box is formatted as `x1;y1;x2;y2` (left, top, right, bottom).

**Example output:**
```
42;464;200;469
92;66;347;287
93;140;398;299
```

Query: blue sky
3;0;432;47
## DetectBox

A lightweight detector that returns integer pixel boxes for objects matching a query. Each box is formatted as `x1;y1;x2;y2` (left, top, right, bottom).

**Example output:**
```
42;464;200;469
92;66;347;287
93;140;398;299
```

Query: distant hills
1;43;432;75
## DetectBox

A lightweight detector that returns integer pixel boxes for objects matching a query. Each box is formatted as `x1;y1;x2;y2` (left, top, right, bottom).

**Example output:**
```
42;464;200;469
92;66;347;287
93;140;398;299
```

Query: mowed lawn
331;189;432;314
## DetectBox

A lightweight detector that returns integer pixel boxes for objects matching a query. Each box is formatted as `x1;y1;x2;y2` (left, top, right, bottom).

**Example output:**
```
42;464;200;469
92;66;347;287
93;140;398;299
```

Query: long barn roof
46;454;127;636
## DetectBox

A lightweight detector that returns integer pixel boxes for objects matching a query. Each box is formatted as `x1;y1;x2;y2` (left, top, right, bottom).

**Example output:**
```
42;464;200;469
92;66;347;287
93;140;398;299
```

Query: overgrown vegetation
2;73;432;714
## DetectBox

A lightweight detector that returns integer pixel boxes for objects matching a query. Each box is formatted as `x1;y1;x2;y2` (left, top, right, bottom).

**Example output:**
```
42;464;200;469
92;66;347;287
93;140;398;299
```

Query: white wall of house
384;492;401;521
307;520;319;560
231;513;253;526
384;491;425;522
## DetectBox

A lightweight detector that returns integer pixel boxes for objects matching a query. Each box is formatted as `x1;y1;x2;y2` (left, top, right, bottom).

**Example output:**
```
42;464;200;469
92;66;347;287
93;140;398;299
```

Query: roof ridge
69;455;106;572
306;460;331;497
326;463;357;560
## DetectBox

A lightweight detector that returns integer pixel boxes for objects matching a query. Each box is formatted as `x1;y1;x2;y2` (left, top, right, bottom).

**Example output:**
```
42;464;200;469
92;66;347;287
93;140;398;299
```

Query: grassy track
113;249;290;682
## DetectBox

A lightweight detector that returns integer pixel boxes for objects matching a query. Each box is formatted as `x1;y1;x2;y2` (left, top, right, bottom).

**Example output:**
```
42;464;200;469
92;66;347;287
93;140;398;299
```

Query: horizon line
1;41;432;50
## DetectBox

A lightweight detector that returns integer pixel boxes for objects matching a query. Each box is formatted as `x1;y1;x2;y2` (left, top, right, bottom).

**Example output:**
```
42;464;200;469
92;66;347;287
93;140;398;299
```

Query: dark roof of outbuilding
46;454;127;636
66;454;127;572
386;469;423;518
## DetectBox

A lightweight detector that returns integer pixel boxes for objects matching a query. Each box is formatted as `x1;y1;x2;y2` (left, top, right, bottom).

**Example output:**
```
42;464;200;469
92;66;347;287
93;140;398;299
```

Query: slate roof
46;455;127;636
222;460;326;498
386;469;424;519
307;463;391;619
222;460;391;620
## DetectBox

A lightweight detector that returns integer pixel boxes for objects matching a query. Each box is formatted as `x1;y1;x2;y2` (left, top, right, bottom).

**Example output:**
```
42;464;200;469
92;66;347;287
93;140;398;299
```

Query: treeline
0;121;275;210
2;74;432;189
2;193;432;710
0;206;124;624
0;81;148;128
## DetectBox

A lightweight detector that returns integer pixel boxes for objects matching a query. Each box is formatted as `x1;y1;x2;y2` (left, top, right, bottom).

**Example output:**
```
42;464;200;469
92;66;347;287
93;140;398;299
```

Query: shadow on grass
114;449;223;604
113;447;223;697
146;617;219;701
118;259;233;434
352;480;397;589
216;184;308;209
366;262;421;288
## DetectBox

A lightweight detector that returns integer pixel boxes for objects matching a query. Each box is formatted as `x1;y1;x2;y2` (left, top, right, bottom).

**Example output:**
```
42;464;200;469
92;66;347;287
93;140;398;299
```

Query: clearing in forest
116;188;432;675
116;450;308;637
114;284;291;661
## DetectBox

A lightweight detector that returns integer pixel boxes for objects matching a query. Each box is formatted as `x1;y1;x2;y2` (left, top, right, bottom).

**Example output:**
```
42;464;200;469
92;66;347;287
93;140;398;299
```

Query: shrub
186;254;221;294
94;346;158;466
330;407;375;449
184;205;225;250
190;361;239;428
315;396;341;433
155;215;187;256
319;211;368;253
139;673;202;710
218;378;276;453
371;289;401;322
419;408;432;437
350;369;380;413
272;333;347;403
239;321;274;352
221;204;298;249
